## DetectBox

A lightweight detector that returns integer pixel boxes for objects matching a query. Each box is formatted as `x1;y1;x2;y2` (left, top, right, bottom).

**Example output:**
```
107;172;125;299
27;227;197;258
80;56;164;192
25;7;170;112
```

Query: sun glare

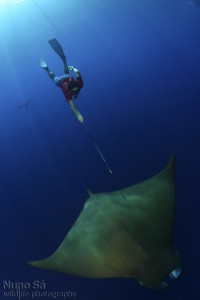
0;0;10;4
0;0;24;4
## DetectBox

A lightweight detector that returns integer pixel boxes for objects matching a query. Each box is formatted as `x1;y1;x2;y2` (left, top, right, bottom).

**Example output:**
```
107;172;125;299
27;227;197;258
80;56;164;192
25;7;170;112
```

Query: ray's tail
82;122;112;174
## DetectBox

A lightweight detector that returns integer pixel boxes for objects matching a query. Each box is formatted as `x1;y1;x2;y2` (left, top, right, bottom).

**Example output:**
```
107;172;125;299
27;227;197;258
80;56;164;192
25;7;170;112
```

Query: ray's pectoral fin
29;155;184;290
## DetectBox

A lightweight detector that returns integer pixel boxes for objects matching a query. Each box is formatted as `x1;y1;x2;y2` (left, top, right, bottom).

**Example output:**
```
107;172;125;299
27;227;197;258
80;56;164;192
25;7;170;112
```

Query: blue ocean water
0;0;200;299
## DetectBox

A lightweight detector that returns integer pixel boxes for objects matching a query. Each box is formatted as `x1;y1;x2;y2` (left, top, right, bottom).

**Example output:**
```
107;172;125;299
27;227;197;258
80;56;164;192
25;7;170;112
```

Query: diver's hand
68;66;74;71
76;112;84;123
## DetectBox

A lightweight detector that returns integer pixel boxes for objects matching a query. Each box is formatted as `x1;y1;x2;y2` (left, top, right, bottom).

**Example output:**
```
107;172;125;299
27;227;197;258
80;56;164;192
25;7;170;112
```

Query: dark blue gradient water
0;0;200;299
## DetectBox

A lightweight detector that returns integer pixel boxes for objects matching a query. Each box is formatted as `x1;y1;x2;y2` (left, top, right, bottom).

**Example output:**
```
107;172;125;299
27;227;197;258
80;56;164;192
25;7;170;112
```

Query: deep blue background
0;0;200;299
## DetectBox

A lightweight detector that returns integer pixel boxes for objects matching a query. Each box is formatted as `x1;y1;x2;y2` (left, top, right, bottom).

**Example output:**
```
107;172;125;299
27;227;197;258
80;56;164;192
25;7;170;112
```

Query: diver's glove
73;67;79;73
68;66;74;71
69;66;79;73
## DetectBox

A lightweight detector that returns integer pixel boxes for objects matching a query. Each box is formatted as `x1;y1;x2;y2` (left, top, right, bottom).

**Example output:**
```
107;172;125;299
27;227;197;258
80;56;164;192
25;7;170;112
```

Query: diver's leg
38;58;55;79
47;70;55;79
63;59;69;74
45;67;55;80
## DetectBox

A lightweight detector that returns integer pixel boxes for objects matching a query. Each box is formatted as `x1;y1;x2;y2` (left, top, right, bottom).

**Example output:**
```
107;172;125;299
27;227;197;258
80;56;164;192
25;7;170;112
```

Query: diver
39;38;84;123
39;39;112;174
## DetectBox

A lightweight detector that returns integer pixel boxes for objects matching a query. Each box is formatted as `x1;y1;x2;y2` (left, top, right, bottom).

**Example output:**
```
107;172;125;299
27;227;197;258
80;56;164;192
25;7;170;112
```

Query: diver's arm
74;68;83;88
72;67;81;77
69;66;83;81
68;100;84;123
